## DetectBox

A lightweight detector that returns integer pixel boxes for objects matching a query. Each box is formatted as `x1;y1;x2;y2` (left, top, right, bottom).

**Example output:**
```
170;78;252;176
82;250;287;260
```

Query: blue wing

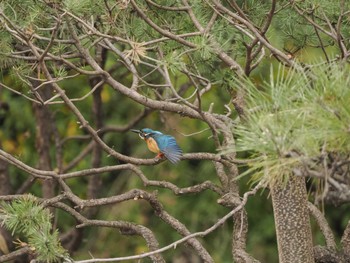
153;135;182;164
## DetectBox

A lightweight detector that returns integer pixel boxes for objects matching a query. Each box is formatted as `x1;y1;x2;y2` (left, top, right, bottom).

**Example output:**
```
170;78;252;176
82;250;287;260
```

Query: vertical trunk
0;160;11;196
0;145;13;257
341;220;350;257
33;88;56;201
86;46;105;211
229;164;259;263
270;176;314;263
87;80;103;203
232;210;260;263
63;47;106;253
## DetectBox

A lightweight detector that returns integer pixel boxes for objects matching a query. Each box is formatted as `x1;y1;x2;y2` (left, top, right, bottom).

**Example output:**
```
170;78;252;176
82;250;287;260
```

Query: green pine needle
0;195;69;263
224;63;350;185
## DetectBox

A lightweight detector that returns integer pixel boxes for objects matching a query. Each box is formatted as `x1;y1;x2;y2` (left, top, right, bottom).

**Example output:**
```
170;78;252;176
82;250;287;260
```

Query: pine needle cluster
0;195;69;263
227;63;350;185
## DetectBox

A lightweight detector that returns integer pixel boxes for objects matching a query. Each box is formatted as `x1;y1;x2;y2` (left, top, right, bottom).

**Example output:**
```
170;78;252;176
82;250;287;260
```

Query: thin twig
74;181;264;263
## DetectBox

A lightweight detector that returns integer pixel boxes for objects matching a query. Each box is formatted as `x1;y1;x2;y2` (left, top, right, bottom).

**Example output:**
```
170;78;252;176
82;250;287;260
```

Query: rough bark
0;160;11;196
232;210;260;263
270;176;314;263
314;245;350;263
87;45;105;201
33;87;56;200
0;159;13;259
341;220;350;257
63;47;106;254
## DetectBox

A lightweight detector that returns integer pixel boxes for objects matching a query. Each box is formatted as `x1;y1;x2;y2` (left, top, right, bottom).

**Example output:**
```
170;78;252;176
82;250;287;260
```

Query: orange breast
145;137;160;153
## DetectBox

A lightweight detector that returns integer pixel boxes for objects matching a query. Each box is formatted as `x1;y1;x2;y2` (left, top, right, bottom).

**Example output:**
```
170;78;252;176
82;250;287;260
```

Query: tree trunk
33;87;56;202
270;176;314;263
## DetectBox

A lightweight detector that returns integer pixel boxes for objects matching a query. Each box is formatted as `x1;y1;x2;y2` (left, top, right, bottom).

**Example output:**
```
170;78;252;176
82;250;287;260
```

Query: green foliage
0;195;69;262
228;64;350;184
1;0;350;262
160;50;186;74
64;0;104;16
52;64;68;79
299;0;350;20
235;0;272;26
189;0;212;25
126;16;154;41
0;0;50;29
0;31;14;69
192;36;215;60
272;1;350;54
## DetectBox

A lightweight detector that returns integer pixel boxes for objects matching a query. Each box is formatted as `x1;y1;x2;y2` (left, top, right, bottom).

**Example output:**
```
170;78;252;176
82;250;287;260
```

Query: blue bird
131;128;182;164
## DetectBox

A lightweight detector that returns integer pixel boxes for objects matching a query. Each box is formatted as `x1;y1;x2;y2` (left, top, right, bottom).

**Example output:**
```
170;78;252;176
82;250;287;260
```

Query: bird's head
131;128;162;140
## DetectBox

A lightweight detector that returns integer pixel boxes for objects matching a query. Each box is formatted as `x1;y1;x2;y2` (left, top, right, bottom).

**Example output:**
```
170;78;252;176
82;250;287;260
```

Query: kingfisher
131;128;182;164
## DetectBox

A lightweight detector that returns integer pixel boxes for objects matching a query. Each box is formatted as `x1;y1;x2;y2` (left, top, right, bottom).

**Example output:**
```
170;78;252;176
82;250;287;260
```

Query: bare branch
73;181;264;263
307;202;336;250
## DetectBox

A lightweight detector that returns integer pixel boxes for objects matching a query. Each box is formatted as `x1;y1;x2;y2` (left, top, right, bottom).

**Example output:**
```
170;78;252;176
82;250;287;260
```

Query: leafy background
0;0;350;262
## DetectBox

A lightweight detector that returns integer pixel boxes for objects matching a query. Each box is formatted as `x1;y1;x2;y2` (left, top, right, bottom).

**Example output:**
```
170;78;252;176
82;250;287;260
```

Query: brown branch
54;177;212;261
102;39;139;91
65;17;229;138
204;12;218;34
245;0;276;74
25;31;169;166
289;2;333;38
213;161;229;191
0;147;239;186
341;219;350;256
182;0;244;73
130;0;196;48
0;82;41;104
211;0;303;70
232;211;260;263
290;1;349;59
147;195;214;263
145;0;190;11
307;202;336;250
321;9;347;58
62;187;214;262
0;154;11;196
32;80;56;206
51;202;165;263
38;12;65;62
73;181;264;263
311;12;330;63
0;247;32;263
0;149;53;179
131;165;223;195
313;245;350;263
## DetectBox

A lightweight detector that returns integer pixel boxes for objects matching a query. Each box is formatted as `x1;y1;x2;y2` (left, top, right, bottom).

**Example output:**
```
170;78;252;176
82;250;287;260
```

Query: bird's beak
131;129;145;140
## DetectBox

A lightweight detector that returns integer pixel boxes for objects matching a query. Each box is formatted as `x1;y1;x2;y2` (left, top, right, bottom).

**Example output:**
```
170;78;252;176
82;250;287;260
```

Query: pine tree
0;1;350;262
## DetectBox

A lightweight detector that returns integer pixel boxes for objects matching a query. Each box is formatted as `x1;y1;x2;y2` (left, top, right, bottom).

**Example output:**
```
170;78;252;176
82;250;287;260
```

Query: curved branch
73;181;264;263
51;202;165;263
144;0;190;11
129;0;196;48
341;219;350;256
210;0;303;70
307;202;336;250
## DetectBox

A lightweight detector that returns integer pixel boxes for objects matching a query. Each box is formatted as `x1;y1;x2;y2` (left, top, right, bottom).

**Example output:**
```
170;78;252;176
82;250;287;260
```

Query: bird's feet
155;153;165;159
